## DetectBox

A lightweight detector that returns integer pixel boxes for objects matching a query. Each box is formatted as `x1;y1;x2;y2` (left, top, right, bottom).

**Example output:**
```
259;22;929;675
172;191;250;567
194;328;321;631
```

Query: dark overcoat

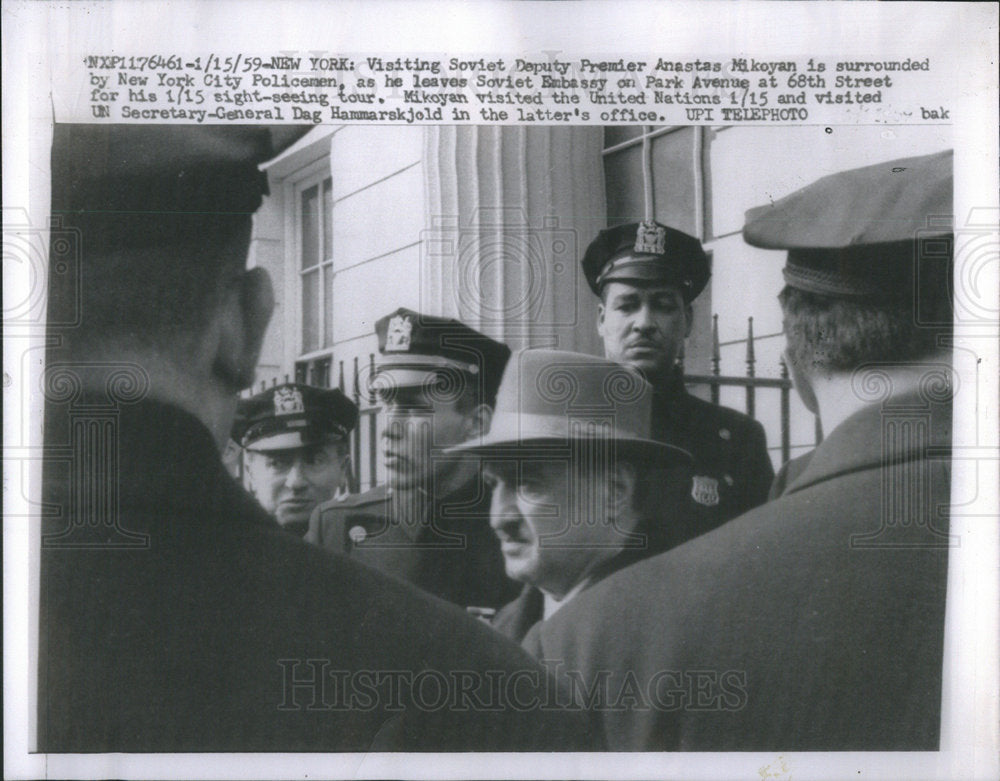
652;371;774;534
534;390;951;751
767;449;815;500
38;398;593;752
492;585;546;645
306;478;520;610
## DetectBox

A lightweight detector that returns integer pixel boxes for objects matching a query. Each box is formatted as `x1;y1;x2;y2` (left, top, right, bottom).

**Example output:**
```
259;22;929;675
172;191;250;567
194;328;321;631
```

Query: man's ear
607;460;639;525
596;300;607;338
213;267;275;391
784;346;820;415
334;450;352;496
683;303;694;339
243;452;257;496
462;403;494;440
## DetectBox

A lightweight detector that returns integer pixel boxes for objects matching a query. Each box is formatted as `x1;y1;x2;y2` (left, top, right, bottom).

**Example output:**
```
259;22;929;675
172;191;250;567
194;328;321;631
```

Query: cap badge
634;221;667;255
691;475;720;507
273;386;305;416
385;315;413;352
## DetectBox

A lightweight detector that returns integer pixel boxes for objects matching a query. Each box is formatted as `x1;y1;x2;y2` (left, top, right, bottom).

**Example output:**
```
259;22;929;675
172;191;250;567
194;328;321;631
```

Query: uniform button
719;428;731;440
724;474;734;486
348;525;367;544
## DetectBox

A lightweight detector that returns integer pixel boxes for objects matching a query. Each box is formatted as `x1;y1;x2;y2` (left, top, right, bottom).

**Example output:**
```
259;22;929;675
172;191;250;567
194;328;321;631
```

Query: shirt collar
542;577;592;620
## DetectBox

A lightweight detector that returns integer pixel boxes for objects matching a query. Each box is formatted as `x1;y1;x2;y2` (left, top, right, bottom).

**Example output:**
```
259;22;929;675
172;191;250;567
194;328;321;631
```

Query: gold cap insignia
691;475;720;507
385;315;413;352
634;220;667;255
273;386;305;416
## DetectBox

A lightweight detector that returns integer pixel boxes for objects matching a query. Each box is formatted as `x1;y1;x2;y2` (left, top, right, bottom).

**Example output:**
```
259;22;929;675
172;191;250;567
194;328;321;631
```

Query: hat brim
448;434;691;468
742;149;953;249
373;367;448;390
244;431;344;452
597;255;703;301
377;352;478;377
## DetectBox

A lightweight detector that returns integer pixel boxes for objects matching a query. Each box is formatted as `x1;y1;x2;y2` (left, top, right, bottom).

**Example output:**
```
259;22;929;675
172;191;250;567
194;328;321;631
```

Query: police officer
582;221;774;530
234;383;358;537
306;308;520;611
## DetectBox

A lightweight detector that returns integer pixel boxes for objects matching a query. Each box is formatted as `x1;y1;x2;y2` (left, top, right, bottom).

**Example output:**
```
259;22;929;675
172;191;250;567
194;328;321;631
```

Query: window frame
291;162;335;358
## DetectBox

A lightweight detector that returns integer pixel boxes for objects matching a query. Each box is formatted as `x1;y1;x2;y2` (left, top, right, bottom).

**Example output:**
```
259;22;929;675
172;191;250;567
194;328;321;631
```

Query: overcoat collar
785;389;952;496
54;396;277;532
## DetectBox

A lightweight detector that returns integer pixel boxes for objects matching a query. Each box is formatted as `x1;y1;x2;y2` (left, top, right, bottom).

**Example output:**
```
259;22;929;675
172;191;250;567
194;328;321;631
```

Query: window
294;356;331;388
299;176;334;354
602;126;705;234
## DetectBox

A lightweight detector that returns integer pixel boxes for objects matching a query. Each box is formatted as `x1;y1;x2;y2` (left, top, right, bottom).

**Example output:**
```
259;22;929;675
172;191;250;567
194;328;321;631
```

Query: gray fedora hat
450;349;691;466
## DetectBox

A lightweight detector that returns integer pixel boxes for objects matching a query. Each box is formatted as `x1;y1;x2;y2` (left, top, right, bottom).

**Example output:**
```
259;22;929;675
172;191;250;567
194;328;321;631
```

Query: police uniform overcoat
533;389;951;751
306;477;520;610
38;398;593;752
652;370;774;531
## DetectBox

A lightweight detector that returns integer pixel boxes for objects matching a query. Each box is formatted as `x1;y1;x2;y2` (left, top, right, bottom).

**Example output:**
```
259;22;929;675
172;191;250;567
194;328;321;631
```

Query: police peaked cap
581;221;711;301
50;124;311;250
234;383;358;452
743;149;953;300
373;308;511;404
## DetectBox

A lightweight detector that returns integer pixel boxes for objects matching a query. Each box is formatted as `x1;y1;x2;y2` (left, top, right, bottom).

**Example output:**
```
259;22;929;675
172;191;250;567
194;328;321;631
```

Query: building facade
246;124;951;489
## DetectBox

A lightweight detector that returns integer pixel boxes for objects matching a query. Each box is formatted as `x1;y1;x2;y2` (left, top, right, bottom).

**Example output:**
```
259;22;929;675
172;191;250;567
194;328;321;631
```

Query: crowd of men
38;124;954;753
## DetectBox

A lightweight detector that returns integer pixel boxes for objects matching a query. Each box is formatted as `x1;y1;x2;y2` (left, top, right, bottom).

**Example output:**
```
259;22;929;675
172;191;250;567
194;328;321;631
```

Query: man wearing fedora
530;150;955;750
451;349;693;650
306;308;520;612
582;222;774;532
234;383;357;537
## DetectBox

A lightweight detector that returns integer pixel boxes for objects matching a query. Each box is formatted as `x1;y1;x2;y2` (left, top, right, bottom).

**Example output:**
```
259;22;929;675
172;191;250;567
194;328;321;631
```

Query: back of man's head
744;150;954;380
48;125;299;366
777;249;953;377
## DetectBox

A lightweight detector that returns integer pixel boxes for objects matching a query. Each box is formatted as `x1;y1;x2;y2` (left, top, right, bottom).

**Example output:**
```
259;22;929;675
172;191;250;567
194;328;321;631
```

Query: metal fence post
779;356;791;464
710;313;720;405
368;352;378;489
745;317;756;418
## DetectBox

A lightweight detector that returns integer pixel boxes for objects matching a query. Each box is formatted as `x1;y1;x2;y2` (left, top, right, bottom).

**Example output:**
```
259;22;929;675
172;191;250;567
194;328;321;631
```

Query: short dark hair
778;285;952;374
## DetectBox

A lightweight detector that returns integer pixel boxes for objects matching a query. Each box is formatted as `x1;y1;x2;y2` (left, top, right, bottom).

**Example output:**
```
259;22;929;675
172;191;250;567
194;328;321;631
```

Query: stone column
423;126;607;354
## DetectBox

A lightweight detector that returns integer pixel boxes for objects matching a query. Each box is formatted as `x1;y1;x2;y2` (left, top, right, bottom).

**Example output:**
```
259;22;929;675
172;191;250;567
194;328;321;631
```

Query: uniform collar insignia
385;314;413;352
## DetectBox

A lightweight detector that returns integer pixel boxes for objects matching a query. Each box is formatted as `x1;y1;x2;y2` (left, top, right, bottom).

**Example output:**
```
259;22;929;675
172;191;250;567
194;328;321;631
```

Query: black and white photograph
4;2;998;779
